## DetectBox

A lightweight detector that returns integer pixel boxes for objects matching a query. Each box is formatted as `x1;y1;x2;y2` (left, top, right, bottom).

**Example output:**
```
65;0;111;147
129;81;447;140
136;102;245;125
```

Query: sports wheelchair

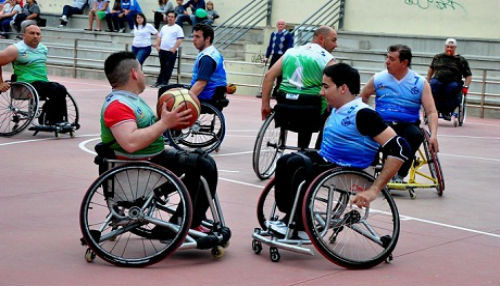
379;128;445;199
252;167;400;269
159;84;228;153
0;80;80;137
79;145;231;267
253;99;326;180
432;85;466;127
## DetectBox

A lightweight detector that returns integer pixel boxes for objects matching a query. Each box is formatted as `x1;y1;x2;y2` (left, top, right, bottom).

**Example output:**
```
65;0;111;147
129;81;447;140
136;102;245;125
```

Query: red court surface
1;75;499;286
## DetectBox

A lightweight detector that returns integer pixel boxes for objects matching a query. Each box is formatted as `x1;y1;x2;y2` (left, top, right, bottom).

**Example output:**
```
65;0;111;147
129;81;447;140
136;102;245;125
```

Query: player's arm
0;45;19;91
421;80;439;152
261;57;282;120
351;109;410;208
108;101;192;153
189;55;214;98
360;76;375;104
426;67;434;82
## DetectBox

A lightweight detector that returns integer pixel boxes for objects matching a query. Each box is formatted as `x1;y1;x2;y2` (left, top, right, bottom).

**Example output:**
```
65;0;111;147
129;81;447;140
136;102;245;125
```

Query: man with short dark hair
361;44;439;183
0;24;69;126
426;38;472;121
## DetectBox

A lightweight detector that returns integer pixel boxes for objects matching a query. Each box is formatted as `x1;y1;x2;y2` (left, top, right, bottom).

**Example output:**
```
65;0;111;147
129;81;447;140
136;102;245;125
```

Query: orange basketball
157;88;200;128
226;83;237;94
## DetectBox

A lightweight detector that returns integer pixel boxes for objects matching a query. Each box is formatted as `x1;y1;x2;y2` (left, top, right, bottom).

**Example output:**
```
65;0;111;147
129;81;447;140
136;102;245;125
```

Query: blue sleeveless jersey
319;98;379;168
373;69;424;123
191;45;227;100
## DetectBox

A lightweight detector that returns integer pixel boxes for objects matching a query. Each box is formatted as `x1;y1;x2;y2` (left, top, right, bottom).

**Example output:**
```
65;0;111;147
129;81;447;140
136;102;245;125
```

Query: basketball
157;88;200;128
226;83;237;94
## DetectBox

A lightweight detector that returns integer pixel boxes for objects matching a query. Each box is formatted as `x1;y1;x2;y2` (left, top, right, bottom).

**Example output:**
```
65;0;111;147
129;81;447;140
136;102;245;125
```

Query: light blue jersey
191;45;227;101
319;98;379;169
373;69;424;123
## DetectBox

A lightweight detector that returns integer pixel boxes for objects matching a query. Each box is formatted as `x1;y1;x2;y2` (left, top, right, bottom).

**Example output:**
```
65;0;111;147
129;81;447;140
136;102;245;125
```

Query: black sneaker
442;113;452;121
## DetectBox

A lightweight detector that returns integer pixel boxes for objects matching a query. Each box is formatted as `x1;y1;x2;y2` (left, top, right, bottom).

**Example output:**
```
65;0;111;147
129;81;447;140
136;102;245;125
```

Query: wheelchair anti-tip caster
409;188;416;199
211;246;225;259
269;247;280;262
252;239;262;254
85;248;96;263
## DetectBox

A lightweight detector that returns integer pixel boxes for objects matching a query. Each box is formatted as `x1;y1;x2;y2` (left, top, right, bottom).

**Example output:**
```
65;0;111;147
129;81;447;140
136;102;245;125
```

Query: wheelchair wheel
422;130;445;196
256;178;287;230
80;163;193;267
38;93;80;128
252;112;287;180
457;93;466;127
165;102;225;153
0;82;39;136
303;168;400;269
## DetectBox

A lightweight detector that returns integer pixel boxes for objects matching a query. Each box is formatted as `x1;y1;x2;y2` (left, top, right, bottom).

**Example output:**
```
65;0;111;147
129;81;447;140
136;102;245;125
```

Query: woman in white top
131;12;158;65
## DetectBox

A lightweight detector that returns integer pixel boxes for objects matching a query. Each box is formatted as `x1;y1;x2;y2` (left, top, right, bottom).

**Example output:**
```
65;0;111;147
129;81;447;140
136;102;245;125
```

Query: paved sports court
1;75;499;285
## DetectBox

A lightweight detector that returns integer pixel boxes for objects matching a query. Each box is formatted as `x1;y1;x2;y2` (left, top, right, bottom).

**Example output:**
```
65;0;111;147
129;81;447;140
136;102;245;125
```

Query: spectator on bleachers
118;0;142;32
0;0;7;11
11;0;39;33
0;0;21;38
105;0;121;32
176;0;204;28
131;12;157;65
204;0;218;26
86;0;109;31
59;0;89;28
173;0;185;17
153;0;173;29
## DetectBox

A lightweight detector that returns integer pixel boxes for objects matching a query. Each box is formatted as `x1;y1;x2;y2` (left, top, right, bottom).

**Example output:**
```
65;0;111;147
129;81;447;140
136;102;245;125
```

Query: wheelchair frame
383;128;445;199
0;81;80;137
252;110;318;180
252;168;400;269
80;157;231;267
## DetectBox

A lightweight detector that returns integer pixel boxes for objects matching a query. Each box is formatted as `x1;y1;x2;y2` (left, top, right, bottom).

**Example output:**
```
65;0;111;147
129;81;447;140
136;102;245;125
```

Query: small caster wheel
85;248;96;263
55;131;60;138
409;189;416;200
211;246;225;259
385;253;394;263
252;239;262;254
70;130;75;138
269;247;280;262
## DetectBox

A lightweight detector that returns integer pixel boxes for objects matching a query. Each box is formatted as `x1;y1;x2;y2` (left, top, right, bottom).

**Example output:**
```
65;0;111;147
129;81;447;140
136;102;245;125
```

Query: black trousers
387;122;423;177
157;50;177;86
30;81;68;125
268;54;283;98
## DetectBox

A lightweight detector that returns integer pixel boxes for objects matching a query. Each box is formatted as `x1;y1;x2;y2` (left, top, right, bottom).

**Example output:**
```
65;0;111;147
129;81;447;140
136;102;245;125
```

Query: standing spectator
152;11;184;87
153;0;173;29
204;0;218;26
426;38;472;121
260;19;293;98
11;0;39;33
86;0;109;31
0;0;21;38
118;0;142;32
59;0;89;28
105;0;120;32
131;13;157;65
176;0;204;28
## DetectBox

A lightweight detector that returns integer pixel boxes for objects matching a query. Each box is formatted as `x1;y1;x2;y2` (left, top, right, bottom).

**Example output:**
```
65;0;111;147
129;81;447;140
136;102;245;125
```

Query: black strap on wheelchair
94;140;116;165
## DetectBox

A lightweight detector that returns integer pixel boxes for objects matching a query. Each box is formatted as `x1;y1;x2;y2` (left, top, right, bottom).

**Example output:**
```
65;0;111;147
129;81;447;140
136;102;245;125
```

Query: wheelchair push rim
0;82;39;136
252;112;285;180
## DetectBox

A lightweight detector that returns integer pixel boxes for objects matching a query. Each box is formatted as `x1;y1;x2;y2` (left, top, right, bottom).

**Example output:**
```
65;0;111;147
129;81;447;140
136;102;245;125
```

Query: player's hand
0;82;10;92
428;135;439;153
351;188;378;209
263;57;268;64
160;103;192;130
261;105;271;120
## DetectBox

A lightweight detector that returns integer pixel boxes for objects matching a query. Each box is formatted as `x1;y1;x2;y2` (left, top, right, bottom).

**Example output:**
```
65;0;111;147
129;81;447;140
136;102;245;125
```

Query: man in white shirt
152;10;184;88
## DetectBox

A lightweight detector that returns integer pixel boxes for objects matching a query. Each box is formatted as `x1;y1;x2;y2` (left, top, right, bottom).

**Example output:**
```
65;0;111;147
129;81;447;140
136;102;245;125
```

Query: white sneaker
60;15;68;21
58;24;65;28
266;220;288;236
295;230;309;240
118;28;126;33
391;174;406;183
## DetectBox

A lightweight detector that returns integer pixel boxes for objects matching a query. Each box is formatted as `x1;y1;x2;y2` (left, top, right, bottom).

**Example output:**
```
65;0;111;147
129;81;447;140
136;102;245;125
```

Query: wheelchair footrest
196;234;220;249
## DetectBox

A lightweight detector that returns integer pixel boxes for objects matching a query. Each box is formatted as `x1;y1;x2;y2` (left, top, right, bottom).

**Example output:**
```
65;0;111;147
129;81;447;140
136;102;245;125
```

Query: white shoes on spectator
60;15;68;22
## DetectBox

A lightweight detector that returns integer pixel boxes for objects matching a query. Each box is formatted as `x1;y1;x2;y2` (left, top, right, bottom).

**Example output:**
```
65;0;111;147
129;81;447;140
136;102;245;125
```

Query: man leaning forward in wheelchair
270;63;411;237
100;51;218;234
0;24;70;127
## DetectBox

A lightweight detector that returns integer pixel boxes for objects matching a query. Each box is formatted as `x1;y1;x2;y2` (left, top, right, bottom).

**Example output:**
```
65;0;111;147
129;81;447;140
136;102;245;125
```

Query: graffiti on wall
404;0;466;12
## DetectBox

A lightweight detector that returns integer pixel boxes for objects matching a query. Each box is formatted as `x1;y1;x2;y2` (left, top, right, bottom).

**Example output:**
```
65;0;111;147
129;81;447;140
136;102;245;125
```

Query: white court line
439;152;500;163
440;134;500;140
0;133;99;147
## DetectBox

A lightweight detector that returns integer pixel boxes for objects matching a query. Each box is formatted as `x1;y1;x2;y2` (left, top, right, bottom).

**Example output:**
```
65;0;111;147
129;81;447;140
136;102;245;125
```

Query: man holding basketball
101;51;219;233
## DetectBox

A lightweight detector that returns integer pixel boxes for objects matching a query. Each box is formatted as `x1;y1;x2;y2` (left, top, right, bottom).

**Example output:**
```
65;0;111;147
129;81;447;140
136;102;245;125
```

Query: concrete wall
40;0;500;40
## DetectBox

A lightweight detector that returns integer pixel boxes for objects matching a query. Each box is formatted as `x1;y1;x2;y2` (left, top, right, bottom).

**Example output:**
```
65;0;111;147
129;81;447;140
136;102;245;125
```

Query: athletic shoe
118;28;126;33
391;174;406;184
266;220;288;236
191;225;211;233
442;113;452;121
60;15;68;22
294;230;309;240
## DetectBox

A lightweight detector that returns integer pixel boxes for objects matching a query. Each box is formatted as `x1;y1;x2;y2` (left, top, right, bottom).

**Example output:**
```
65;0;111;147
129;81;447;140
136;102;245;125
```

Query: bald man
261;25;337;149
261;19;294;98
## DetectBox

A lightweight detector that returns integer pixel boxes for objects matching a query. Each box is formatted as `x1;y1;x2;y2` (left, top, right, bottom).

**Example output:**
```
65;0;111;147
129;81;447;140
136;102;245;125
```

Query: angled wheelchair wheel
252;112;287;180
80;163;193;267
303;168;400;269
65;93;80;131
457;93;466;127
256;178;288;230
422;130;445;196
0;82;39;136
166;102;225;153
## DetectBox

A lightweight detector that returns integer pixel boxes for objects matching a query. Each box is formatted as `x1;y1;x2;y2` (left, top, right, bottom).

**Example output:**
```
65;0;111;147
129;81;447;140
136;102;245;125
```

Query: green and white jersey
13;41;49;83
279;43;334;112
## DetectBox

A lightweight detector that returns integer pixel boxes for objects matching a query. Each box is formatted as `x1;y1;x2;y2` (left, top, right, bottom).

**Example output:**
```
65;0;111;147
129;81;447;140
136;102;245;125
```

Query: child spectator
153;0;173;29
86;0;109;31
59;0;89;28
176;0;204;27
118;0;142;32
105;0;120;32
131;12;157;65
204;0;218;26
